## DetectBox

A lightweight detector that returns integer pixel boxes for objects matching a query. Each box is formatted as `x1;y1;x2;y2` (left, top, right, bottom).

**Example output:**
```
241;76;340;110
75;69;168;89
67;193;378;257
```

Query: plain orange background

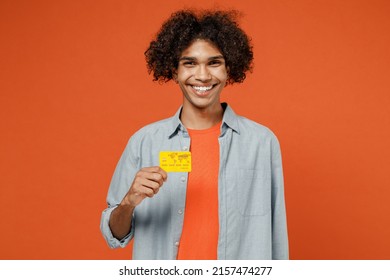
1;0;389;260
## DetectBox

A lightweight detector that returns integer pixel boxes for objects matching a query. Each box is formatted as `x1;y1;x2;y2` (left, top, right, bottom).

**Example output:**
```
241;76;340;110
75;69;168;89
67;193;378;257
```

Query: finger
133;176;161;193
141;166;168;181
159;168;168;181
140;177;161;194
138;170;166;186
140;166;163;173
131;184;156;198
139;186;155;198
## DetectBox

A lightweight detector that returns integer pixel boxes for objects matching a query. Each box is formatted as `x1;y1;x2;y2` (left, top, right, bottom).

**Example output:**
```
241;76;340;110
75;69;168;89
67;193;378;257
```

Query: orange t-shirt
176;122;221;260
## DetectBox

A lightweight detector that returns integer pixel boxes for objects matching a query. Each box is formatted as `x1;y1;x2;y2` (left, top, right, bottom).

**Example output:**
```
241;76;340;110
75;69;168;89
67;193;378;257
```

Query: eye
209;60;223;66
182;61;195;67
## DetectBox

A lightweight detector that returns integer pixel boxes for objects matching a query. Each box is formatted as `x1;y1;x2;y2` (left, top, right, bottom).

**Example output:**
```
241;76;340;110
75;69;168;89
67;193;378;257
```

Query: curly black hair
145;9;254;85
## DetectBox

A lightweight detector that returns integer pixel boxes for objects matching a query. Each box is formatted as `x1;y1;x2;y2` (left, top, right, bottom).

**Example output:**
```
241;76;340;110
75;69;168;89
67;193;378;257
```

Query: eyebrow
179;55;225;61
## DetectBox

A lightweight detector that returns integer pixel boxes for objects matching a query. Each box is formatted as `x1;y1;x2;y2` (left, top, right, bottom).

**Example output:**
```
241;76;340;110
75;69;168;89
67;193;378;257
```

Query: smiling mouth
192;85;214;94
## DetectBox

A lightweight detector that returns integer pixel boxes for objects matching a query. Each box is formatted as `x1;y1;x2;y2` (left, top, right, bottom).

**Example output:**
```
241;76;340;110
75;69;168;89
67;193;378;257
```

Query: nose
194;65;211;82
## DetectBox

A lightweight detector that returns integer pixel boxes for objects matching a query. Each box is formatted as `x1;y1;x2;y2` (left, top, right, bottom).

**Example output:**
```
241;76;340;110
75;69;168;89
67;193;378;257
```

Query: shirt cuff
100;205;134;248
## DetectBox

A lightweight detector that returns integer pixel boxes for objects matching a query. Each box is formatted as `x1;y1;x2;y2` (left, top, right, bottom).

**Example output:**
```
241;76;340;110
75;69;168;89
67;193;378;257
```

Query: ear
172;71;178;83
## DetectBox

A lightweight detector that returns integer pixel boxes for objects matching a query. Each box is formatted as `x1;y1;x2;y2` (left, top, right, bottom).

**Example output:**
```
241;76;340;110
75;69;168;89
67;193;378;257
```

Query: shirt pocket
236;169;271;216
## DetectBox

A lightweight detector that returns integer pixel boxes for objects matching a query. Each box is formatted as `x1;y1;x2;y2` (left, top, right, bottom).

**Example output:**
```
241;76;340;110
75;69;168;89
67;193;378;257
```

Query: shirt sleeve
100;136;139;249
100;206;135;248
270;136;289;259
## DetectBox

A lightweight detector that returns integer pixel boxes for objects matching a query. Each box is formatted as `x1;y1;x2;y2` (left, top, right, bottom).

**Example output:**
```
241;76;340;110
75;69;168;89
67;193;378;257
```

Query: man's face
176;39;228;112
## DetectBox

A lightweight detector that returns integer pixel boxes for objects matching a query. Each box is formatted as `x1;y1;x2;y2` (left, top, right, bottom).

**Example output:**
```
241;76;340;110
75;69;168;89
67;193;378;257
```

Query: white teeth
192;85;213;92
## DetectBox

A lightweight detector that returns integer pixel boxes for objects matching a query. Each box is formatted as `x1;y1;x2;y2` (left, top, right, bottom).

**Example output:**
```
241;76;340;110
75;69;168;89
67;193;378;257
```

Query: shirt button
175;241;180;247
180;176;186;182
182;146;188;151
178;209;183;215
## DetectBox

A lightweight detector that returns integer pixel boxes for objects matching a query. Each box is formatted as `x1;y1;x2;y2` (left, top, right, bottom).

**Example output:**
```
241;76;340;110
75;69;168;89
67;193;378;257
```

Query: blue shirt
100;103;289;259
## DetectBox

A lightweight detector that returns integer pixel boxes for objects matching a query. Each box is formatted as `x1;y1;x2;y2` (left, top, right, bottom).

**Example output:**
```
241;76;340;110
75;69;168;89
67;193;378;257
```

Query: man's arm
109;166;167;240
271;136;289;259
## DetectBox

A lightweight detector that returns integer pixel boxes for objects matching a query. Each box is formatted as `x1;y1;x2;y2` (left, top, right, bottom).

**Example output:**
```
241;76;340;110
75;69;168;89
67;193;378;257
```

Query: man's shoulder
236;114;278;140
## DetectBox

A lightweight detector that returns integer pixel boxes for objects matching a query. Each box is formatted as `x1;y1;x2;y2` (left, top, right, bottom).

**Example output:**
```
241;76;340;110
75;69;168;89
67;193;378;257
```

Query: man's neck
180;104;223;130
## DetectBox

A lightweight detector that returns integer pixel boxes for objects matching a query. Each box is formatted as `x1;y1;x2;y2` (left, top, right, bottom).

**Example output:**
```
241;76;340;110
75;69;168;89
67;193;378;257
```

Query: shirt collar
168;102;240;139
221;102;240;134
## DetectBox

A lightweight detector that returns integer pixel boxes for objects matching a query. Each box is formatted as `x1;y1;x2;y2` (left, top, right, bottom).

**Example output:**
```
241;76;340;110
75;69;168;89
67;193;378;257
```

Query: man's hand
109;166;167;240
121;166;168;208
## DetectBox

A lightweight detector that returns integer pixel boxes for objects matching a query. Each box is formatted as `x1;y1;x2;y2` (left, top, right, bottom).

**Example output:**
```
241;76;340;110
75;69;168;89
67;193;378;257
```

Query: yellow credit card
159;151;192;172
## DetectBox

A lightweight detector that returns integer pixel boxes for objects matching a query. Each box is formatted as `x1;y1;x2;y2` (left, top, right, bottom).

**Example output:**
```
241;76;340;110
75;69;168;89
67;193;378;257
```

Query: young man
100;10;288;260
